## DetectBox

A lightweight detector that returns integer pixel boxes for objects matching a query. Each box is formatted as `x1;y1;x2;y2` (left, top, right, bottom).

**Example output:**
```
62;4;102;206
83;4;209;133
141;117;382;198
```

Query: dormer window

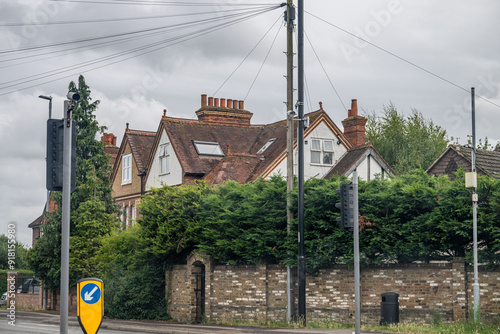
257;138;276;154
193;141;224;157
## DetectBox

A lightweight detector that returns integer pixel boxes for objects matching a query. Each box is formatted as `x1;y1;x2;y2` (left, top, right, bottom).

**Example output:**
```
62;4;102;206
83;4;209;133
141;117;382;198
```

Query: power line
306;10;500;110
304;30;347;113
0;6;274;26
0;6;278;55
0;6;280;96
213;14;282;97
48;0;274;6
244;16;283;101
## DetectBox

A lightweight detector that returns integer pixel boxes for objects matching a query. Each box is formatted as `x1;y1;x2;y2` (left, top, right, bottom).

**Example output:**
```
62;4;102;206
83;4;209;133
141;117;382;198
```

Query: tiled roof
323;143;396;179
161;117;264;176
427;145;500;178
28;214;43;228
126;130;156;172
159;108;349;182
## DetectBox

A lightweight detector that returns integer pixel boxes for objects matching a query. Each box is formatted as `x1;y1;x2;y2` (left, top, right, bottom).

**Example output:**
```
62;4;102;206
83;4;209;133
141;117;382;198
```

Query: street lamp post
38;95;52;312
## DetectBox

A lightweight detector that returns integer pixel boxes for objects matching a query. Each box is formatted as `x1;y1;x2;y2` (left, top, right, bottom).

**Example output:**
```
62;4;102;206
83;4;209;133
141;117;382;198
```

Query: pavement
0;310;392;334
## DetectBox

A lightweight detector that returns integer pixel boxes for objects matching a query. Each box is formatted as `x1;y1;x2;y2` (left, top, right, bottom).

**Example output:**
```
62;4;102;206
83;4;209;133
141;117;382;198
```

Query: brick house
426;144;500;178
138;94;394;191
110;125;155;229
107;94;395;229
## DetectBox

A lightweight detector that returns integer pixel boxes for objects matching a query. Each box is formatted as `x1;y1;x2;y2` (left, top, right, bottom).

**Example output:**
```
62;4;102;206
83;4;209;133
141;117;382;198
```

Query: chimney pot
201;94;207;107
208;97;214;107
220;98;226;108
214;98;219;107
227;99;233;108
348;99;358;117
239;100;244;110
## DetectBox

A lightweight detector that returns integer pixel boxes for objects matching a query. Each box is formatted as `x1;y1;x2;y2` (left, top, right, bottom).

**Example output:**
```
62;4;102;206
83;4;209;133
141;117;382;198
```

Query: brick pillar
451;258;468;320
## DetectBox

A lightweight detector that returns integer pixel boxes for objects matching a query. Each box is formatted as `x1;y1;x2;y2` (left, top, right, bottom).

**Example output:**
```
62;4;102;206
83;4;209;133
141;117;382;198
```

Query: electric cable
0;6;278;55
306;10;500;110
304;30;347;112
244;17;283;101
212;14;282;97
0;7;274;67
48;0;274;6
0;6;275;26
0;6;280;96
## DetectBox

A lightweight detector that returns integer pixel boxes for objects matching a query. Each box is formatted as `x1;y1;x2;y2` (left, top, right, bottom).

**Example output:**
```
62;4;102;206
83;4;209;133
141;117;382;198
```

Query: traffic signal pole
60;100;72;334
353;171;360;334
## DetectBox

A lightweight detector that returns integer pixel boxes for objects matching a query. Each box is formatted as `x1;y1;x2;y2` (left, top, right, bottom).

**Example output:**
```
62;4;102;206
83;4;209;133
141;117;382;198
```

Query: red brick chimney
342;99;367;148
101;133;117;146
101;132;119;166
196;94;253;126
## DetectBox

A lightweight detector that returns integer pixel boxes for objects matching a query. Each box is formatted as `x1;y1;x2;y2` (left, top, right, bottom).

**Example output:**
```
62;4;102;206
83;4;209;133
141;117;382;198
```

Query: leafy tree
365;103;448;174
0;234;30;270
96;227;168;320
28;75;118;290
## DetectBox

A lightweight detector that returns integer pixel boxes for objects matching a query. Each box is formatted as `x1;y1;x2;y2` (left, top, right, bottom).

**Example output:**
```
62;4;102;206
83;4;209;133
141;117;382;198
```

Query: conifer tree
29;75;118;290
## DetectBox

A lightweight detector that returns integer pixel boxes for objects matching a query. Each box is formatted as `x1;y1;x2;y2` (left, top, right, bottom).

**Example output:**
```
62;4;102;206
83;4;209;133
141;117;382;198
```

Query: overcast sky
1;0;499;246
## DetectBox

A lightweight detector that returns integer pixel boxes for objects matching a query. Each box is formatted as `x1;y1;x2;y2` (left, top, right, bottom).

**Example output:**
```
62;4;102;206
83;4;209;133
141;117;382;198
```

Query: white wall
346;153;384;181
146;129;183;189
268;121;348;180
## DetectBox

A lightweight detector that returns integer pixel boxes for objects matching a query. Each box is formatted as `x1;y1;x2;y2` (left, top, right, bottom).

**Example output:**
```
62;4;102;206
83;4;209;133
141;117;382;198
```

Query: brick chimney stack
196;94;253;126
101;133;117;146
342;99;367;148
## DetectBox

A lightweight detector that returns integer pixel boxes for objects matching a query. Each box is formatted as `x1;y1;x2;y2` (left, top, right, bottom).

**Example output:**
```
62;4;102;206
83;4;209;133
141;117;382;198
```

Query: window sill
121;181;132;186
159;172;170;176
310;163;333;167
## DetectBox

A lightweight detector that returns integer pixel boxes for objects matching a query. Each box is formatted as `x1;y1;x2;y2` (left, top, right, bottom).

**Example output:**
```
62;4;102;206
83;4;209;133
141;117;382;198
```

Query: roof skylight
257;138;276;154
193;141;224;157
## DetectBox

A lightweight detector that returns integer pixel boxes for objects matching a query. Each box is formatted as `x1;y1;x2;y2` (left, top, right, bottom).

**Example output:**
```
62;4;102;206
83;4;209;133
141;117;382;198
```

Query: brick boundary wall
166;256;500;324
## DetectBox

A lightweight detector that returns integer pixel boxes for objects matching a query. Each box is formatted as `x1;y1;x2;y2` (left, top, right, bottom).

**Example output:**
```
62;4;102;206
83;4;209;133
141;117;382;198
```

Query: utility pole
471;87;480;322
285;0;295;322
297;0;306;325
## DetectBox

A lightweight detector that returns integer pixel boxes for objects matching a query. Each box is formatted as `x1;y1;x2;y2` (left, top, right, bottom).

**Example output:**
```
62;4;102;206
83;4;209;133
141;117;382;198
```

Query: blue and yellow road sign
77;278;103;334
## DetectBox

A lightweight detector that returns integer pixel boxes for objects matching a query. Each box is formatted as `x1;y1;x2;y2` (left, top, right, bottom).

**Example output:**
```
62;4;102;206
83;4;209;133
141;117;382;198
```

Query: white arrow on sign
84;286;98;301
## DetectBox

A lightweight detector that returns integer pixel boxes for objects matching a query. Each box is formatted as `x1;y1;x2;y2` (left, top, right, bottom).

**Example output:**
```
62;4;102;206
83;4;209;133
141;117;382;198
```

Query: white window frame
257;138;277;154
122;153;132;185
125;205;129;227
159;143;170;175
193;141;224;157
310;139;334;166
131;204;136;226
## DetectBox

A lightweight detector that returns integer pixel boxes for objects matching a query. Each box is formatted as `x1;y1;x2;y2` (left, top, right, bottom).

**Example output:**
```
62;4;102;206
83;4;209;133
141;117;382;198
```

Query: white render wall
146;129;183;189
268;121;348;180
346;153;384;181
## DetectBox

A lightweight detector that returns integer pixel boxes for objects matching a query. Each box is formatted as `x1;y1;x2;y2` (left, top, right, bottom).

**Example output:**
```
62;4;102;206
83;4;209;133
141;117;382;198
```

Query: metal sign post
353;170;360;334
60;100;72;334
77;278;104;334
